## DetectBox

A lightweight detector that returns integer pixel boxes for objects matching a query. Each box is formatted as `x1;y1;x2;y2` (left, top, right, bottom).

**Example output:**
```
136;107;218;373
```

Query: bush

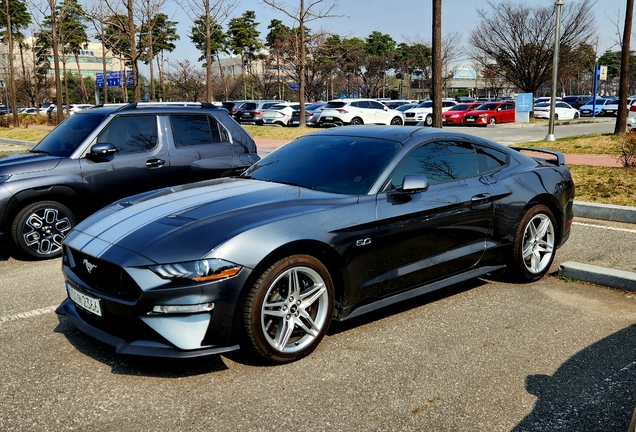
616;132;636;167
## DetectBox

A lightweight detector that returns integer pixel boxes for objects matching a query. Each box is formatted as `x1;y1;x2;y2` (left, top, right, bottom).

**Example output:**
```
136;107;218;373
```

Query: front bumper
58;256;252;358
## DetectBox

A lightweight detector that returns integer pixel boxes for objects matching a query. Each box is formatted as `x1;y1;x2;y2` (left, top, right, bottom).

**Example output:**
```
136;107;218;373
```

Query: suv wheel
425;115;433;126
350;117;364;125
11;201;76;259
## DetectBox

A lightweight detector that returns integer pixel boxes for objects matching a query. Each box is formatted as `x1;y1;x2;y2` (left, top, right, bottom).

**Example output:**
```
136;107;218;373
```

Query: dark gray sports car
57;126;574;364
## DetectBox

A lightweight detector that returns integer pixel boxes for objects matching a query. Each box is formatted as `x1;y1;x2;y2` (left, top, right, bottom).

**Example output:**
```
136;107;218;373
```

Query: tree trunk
615;0;633;134
298;0;306;126
432;0;442;128
74;53;89;103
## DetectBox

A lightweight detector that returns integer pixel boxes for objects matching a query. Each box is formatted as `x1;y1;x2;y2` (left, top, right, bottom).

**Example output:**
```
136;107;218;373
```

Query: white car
403;100;457;126
68;104;94;115
533;101;580;120
627;104;636;131
261;103;301;126
601;98;620;116
317;98;404;126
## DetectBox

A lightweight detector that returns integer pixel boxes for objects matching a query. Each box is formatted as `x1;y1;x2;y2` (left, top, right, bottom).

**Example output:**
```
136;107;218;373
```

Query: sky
161;0;634;66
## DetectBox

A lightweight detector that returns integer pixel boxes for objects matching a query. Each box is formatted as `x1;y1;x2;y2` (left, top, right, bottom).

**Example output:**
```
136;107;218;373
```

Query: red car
462;102;516;126
442;102;482;125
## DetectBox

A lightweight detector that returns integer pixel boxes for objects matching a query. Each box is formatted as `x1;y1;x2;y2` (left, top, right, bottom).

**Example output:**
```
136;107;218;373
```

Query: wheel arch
2;185;82;232
230;239;347;339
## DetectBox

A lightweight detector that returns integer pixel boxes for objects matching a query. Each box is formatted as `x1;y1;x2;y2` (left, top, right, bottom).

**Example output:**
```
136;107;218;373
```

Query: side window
369;101;385;110
357;100;371;109
475;145;508;173
97;115;157;154
170;114;227;146
389;141;478;189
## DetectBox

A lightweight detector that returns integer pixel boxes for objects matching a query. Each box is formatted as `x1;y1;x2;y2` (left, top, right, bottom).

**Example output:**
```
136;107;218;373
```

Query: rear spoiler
509;147;566;166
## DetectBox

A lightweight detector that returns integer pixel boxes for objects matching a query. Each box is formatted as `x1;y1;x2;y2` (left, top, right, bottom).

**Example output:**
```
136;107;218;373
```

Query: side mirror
388;175;429;197
88;142;117;159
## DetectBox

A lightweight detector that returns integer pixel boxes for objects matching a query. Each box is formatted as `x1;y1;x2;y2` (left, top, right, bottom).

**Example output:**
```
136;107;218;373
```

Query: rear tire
11;201;76;260
243;255;334;364
350;117;363;125
510;205;556;282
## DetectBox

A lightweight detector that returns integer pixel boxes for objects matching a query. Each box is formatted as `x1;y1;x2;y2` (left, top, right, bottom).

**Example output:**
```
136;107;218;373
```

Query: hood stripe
74;180;274;257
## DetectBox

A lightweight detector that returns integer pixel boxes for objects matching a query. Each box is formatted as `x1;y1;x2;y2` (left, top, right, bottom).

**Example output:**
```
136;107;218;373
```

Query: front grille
68;248;141;301
405;112;415;118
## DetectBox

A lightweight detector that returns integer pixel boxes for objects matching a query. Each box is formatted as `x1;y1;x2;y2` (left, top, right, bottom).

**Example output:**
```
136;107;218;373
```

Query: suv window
368;101;385;110
97;115;158;154
390;141;479;189
170;114;228;146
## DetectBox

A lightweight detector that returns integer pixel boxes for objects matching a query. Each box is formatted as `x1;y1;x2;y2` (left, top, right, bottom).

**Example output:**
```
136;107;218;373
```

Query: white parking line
573;221;636;234
0;306;57;325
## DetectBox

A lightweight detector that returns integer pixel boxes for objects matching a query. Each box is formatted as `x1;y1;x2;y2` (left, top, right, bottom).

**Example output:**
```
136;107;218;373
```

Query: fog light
150;302;214;315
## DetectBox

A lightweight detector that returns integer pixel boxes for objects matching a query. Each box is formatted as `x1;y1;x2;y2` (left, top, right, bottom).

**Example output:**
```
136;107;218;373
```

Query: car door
166;113;236;183
369;140;495;299
79;114;170;205
368;100;389;124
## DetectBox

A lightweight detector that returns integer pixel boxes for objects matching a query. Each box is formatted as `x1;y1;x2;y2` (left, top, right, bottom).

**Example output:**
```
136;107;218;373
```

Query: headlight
0;175;11;184
478;114;488;117
150;258;242;282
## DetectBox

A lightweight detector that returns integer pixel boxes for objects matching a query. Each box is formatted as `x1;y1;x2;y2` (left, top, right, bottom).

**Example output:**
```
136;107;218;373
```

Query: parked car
601;98;620;116
0;102;259;259
220;100;246;121
318;98;404;126
289;102;327;126
17;107;39;115
261;102;301;126
442;102;482;125
239;100;284;125
395;103;418;112
533;101;580;120
579;98;611;116
533;97;561;105
56;126;574;364
68;104;94;115
403;100;457;126
560;95;592;110
626;104;636;131
462;102;516;126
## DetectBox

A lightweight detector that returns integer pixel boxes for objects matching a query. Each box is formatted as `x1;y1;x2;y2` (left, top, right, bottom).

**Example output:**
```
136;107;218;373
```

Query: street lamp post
546;0;565;141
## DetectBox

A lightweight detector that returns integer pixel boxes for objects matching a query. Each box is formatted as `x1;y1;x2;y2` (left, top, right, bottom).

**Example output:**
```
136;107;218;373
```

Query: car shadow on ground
53;315;230;377
512;324;636;431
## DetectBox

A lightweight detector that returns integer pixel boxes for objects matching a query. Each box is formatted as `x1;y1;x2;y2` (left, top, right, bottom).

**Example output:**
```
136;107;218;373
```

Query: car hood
66;177;360;265
0;152;62;176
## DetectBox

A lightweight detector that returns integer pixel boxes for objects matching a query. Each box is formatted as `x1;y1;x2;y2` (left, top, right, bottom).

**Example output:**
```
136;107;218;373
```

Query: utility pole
545;0;564;141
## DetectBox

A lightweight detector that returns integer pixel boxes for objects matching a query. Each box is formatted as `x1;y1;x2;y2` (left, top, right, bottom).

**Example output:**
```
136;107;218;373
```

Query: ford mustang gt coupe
57;126;575;364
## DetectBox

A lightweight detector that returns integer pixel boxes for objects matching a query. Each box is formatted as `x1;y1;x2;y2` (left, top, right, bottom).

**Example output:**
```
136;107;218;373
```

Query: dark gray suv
0;102;260;259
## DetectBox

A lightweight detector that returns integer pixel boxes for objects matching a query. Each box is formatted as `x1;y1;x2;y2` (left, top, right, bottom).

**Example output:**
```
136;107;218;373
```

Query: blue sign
516;93;533;113
96;71;134;88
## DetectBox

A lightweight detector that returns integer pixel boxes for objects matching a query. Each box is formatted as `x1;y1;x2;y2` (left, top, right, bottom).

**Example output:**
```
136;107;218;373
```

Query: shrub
616;132;636;167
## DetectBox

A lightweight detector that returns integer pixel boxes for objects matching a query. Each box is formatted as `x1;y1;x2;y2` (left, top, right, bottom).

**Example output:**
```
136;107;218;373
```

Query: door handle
146;158;166;168
471;193;491;203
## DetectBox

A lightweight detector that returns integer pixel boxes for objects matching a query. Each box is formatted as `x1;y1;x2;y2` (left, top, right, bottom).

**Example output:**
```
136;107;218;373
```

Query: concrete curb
558;261;636;291
0;138;34;147
574;201;636;224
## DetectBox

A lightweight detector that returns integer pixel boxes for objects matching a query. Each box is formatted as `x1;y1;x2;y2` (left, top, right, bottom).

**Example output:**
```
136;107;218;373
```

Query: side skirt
339;265;505;321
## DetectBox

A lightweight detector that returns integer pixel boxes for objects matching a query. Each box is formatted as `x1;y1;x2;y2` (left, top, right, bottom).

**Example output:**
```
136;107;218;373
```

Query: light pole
546;0;565;141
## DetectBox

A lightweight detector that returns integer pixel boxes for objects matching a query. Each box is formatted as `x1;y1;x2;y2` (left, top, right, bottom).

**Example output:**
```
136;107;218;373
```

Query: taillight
253;111;261;115
336;109;347;114
629;105;636;113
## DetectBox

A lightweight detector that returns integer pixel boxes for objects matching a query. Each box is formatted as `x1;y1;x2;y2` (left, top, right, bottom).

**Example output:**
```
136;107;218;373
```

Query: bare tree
469;0;597;95
165;59;206;101
182;0;237;102
613;0;634;135
261;0;339;126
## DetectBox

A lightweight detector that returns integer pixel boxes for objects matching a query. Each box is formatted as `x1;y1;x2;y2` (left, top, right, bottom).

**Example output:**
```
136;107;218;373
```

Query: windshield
415;101;433;108
32;112;106;157
478;103;499;111
244;134;402;195
448;104;471;111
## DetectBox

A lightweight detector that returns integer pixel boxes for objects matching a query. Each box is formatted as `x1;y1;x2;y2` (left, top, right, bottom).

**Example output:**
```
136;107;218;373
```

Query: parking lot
1;119;635;431
1;217;635;431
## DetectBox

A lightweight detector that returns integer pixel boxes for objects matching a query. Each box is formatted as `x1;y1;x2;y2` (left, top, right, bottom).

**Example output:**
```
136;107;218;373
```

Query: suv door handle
471;193;491;203
145;158;166;168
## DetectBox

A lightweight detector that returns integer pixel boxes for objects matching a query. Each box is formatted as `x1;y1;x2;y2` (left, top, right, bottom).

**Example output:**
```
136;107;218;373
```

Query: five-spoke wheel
244;255;334;364
511;205;556;281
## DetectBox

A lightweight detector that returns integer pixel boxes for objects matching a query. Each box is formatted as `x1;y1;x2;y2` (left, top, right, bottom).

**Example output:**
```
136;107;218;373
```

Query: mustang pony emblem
83;259;97;273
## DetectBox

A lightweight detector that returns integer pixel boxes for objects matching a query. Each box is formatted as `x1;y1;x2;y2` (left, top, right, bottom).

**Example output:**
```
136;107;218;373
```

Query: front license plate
324;116;333;120
67;282;102;316
466;118;475;122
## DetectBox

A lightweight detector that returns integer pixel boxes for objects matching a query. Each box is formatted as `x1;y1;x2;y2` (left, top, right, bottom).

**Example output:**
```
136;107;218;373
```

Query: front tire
11;201;76;259
488;116;497;125
425;115;433;126
350;117;363;125
510;205;557;282
574;112;580;119
243;255;334;364
390;116;403;125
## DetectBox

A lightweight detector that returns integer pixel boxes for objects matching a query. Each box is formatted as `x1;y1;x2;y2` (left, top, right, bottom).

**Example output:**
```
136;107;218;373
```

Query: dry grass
568;165;636;206
522;133;619;154
0;128;49;142
241;125;315;141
